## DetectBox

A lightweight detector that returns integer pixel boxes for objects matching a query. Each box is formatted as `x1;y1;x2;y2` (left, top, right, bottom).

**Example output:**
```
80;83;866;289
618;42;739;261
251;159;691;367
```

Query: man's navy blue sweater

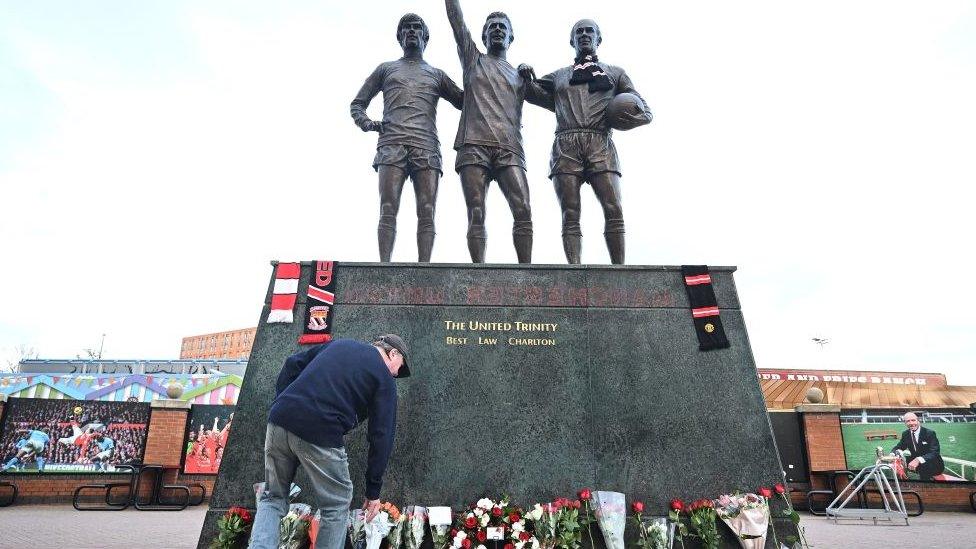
268;339;397;500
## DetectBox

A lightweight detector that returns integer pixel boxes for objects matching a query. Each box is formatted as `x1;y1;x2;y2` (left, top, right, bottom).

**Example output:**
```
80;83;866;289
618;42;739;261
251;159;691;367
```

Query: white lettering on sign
758;371;928;386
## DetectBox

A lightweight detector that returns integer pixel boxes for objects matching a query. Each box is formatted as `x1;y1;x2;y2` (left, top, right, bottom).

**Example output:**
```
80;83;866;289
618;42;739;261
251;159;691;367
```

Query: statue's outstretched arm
446;0;477;60
521;65;555;112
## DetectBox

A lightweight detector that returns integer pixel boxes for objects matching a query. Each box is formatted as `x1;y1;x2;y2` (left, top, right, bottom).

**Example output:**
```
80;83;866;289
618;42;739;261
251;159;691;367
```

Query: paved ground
0;504;208;549
1;506;975;548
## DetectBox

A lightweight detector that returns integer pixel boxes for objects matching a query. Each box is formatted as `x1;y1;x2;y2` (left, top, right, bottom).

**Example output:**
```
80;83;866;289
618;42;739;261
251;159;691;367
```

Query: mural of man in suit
891;412;945;480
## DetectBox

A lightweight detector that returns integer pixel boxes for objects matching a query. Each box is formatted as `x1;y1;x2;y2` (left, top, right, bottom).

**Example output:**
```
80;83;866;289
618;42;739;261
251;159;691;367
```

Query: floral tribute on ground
279;503;314;549
631;500;672;549
451;498;538;549
209;506;253;549
713;493;768;549
215;484;811;549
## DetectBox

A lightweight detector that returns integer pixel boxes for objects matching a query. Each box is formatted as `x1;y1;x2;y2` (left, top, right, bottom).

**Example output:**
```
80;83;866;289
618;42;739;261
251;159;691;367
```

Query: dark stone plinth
198;263;793;548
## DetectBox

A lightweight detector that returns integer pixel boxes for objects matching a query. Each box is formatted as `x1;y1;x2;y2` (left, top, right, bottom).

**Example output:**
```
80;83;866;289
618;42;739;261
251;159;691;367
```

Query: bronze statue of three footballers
351;3;651;264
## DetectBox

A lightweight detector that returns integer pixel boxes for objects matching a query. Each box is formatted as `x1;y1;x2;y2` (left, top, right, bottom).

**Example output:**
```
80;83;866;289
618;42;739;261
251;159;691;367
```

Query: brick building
180;328;256;360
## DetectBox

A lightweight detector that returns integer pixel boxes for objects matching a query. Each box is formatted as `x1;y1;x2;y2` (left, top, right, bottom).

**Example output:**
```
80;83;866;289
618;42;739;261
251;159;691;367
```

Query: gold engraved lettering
478;337;497;345
467;321;513;331
446;337;468;345
514;322;558;332
507;337;557;346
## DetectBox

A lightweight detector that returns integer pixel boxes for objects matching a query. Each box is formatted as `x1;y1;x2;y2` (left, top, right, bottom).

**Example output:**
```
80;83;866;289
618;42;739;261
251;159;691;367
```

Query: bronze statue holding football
522;19;652;264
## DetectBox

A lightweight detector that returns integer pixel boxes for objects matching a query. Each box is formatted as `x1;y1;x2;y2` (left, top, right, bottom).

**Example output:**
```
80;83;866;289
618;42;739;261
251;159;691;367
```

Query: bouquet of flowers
210;506;253;549
349;509;367;549
384;503;406;549
686;499;719;549
452;498;537;549
428;506;453;549
279;503;314;549
552;498;582;549
714;493;767;549
630;501;673;549
404;506;428;549
366;511;393;549
508;505;539;549
526;503;558;549
592;491;626;549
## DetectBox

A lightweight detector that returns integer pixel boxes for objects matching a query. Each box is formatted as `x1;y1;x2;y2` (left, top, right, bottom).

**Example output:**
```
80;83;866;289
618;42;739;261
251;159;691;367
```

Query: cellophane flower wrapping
641;517;673;549
366;511;393;549
278;503;313;549
592;492;626;549
428;506;453;549
349;509;367;549
388;514;406;549
309;510;321;547
527;503;559;549
404;505;429;549
714;494;768;549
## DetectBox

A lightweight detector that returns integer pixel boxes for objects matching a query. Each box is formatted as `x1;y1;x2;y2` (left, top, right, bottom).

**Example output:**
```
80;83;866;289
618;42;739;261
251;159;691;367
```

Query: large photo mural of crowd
0;398;150;474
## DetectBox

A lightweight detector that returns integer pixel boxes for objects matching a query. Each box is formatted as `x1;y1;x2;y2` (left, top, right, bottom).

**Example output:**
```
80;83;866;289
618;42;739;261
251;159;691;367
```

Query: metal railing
943;457;976;482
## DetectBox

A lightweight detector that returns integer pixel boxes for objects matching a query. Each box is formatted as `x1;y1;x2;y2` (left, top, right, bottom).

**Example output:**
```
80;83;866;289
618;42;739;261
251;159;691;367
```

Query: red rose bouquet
550;498;583;549
210;506;253;549
686;499;719;549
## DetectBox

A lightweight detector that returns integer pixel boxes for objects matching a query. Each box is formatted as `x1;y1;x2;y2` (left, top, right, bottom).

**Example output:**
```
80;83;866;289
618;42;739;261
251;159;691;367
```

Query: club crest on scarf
299;261;338;345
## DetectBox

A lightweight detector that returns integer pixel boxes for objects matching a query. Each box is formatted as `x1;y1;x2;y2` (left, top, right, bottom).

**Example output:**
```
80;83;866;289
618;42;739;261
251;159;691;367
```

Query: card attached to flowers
486;527;505;540
428;506;453;526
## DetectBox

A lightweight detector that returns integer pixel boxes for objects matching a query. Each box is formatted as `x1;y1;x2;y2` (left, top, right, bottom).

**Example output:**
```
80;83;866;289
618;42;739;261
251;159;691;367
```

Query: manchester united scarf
298;260;337;345
681;265;730;351
570;54;613;92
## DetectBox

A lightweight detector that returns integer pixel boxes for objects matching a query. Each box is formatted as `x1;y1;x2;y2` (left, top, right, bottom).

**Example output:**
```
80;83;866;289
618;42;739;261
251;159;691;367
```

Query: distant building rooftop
18;358;247;376
758;368;976;410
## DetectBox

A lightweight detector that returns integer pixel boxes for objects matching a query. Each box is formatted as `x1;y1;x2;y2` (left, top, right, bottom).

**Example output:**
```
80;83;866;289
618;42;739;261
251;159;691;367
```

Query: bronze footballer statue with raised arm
445;0;546;264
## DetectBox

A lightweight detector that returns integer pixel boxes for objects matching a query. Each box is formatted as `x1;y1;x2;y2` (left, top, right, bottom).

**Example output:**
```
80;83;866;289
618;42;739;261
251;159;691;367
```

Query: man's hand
363;498;381;522
908;458;921;471
518;64;536;81
360;120;384;133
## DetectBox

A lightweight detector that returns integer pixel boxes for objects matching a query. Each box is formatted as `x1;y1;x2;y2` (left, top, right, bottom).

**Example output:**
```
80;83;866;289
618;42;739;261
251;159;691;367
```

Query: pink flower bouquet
714;493;768;549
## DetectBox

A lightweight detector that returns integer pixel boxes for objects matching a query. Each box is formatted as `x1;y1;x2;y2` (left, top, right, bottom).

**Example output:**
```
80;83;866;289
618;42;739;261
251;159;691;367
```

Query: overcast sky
2;1;974;383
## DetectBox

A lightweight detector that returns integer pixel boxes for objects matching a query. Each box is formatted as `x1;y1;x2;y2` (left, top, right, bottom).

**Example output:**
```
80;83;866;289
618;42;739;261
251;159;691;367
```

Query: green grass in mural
841;422;976;481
